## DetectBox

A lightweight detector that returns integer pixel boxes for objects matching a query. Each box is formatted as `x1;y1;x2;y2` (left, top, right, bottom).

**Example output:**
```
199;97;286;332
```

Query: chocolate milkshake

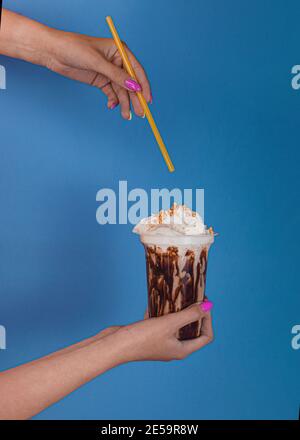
133;204;215;340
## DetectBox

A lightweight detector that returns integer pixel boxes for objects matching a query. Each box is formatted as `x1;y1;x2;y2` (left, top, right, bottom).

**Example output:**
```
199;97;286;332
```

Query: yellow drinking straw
106;16;175;173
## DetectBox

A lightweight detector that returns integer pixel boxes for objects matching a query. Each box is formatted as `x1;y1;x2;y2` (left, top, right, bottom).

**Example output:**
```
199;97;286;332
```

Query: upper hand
45;30;151;119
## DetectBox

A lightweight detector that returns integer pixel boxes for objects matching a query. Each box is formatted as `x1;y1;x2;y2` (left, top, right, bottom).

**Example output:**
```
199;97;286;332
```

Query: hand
102;302;214;363
0;10;151;119
45;30;151;119
0;301;213;419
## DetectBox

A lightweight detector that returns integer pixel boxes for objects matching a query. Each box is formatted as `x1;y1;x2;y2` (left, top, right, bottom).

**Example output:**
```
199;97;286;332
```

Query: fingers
101;83;119;109
199;312;214;338
181;313;214;355
89;42;151;117
112;83;131;120
86;70;120;110
167;303;204;330
201;299;214;313
100;58;142;94
130;92;145;118
125;46;151;102
91;38;151;100
101;80;144;119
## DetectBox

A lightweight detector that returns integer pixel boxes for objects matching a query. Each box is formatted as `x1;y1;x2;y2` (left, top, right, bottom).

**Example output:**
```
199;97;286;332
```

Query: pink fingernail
110;103;117;110
200;300;213;312
125;78;142;92
150;93;153;104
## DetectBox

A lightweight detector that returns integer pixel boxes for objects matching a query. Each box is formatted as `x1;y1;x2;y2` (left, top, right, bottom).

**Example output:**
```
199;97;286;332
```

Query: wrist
110;326;143;364
97;327;138;366
35;27;59;68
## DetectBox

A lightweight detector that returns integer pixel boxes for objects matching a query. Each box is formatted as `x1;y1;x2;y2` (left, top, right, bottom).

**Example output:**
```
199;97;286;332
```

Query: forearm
0;9;53;66
0;334;128;420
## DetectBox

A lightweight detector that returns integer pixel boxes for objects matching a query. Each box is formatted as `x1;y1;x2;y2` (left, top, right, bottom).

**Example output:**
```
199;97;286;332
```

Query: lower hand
0;301;213;420
98;301;214;363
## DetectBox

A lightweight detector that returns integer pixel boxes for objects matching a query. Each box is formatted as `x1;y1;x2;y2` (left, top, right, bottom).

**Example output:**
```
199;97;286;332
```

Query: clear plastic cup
139;232;214;340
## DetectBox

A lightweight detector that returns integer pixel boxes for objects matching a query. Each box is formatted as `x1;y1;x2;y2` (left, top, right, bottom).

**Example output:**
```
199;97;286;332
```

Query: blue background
0;0;299;420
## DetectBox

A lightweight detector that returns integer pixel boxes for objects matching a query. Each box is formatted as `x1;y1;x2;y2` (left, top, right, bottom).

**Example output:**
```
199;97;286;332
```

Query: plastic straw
106;16;175;173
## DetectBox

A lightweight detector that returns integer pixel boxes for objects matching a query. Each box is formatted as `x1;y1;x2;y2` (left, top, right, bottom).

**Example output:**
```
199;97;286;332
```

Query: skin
0;9;151;119
0;9;214;420
0;305;213;420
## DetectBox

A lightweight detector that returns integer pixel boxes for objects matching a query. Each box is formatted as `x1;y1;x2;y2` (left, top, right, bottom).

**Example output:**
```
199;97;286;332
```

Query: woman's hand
0;301;213;419
104;301;214;363
45;32;151;120
0;9;151;120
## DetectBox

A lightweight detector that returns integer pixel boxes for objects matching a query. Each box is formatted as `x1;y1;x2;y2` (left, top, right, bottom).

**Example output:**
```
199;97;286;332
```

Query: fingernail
109;102;117;110
142;113;146;118
150;93;153;104
125;78;142;92
128;111;132;121
200;300;213;313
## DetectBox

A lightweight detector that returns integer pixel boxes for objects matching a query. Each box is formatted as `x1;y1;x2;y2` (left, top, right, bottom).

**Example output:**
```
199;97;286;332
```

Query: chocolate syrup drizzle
144;245;208;340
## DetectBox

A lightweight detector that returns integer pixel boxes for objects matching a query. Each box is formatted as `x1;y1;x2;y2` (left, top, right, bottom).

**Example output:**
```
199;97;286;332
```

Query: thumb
167;300;214;331
167;303;203;331
100;58;142;92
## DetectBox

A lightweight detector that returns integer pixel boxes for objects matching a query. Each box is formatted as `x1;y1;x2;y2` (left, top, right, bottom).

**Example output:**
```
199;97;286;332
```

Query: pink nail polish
125;78;142;92
200;300;213;313
150;93;153;104
110;102;117;110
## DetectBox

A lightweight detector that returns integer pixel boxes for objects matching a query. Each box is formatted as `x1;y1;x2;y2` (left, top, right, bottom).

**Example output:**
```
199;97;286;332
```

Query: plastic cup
139;232;214;340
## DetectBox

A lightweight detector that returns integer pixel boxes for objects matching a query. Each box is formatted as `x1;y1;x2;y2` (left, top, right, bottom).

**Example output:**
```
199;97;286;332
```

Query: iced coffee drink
133;204;214;340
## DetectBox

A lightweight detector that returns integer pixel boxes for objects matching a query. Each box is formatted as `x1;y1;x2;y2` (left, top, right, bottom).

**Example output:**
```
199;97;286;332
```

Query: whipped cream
133;204;211;236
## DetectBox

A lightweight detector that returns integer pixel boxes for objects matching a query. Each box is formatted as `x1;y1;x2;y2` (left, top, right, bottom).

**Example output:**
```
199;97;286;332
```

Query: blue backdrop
0;0;299;420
